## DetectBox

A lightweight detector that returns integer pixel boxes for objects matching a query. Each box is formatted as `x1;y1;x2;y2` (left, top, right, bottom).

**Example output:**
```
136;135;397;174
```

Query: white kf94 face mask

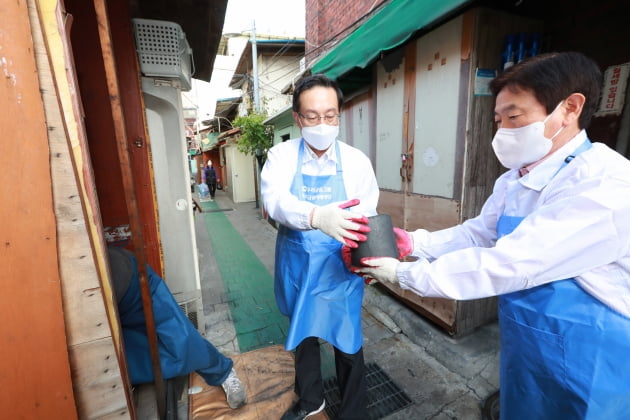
491;102;564;169
302;124;339;151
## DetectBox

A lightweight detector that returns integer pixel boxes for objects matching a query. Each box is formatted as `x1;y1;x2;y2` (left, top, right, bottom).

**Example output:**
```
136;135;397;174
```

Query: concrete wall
258;54;297;116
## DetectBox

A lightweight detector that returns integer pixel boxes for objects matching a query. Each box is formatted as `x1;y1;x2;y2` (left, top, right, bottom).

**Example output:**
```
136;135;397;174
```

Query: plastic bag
197;183;209;198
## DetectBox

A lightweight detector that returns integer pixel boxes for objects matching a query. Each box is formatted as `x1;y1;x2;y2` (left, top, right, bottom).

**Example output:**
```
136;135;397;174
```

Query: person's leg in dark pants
281;337;326;419
334;346;368;420
208;181;216;199
294;337;325;411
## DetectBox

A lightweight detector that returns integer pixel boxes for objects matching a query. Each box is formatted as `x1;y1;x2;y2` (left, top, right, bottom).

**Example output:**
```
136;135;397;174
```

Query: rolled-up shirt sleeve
409;179;504;261
397;163;630;315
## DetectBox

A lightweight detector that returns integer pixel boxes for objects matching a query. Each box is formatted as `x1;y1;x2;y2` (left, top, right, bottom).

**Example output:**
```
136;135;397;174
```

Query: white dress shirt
398;130;630;317
261;138;379;230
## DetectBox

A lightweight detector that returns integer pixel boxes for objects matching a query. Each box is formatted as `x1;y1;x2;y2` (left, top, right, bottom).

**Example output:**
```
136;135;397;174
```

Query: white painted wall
258;54;297;116
376;59;405;190
341;94;371;157
413;16;463;198
223;142;256;203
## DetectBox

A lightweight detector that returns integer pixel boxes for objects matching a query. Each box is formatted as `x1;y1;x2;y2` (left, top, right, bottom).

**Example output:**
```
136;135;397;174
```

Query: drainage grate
323;362;412;419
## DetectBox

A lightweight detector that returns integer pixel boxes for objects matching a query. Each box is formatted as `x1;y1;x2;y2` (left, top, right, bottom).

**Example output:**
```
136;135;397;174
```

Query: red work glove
393;227;413;258
341;245;377;285
340;199;371;247
341;245;359;272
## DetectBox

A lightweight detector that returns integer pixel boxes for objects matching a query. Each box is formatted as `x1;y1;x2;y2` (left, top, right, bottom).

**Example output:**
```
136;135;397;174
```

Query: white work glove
310;199;370;247
356;257;400;284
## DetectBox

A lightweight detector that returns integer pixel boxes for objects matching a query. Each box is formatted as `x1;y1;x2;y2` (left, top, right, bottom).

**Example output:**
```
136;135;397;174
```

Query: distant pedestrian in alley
261;74;379;420
203;160;219;201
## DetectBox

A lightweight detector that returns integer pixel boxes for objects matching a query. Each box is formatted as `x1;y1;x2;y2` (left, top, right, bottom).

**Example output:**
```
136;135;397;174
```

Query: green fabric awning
311;0;470;81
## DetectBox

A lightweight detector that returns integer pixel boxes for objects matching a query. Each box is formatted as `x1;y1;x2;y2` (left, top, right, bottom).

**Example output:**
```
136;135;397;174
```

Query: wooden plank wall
33;0;132;418
63;0;164;275
108;0;163;274
0;1;78;418
378;190;460;232
378;190;464;334
461;8;543;221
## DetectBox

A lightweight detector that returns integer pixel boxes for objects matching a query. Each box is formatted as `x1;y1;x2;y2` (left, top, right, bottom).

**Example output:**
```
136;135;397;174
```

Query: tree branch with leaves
233;113;274;165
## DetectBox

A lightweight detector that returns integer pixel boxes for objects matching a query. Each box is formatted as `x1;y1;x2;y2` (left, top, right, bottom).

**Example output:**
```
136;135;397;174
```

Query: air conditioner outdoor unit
132;18;193;91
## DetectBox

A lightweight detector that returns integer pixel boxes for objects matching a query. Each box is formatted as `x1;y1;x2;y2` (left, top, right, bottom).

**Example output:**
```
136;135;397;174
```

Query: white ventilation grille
176;294;205;336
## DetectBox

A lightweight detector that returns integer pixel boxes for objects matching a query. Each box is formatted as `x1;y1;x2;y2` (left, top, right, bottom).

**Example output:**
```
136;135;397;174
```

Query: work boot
280;400;325;420
221;368;247;409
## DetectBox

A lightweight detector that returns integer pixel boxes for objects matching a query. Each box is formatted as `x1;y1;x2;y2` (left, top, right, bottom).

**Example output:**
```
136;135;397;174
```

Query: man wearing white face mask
491;99;566;170
261;74;379;420
354;52;630;418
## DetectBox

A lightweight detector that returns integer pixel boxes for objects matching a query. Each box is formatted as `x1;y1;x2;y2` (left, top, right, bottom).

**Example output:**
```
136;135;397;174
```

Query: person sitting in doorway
107;246;247;409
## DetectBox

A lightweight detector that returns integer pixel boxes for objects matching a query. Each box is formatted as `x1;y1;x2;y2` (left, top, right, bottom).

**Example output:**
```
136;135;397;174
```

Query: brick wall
305;0;387;66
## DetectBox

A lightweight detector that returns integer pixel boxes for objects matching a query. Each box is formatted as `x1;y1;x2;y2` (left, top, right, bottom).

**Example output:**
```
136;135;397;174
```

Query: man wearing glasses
261;74;379;420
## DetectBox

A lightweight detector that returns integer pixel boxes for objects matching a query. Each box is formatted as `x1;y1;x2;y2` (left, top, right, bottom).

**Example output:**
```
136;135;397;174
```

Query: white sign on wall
595;62;630;117
474;68;496;96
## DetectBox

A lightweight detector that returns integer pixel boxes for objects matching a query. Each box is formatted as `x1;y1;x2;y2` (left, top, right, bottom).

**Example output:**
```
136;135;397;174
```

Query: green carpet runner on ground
200;199;336;377
201;200;288;352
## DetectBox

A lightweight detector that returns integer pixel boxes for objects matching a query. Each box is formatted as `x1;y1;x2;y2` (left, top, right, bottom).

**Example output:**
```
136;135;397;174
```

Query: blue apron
496;140;630;418
275;140;364;354
119;257;232;385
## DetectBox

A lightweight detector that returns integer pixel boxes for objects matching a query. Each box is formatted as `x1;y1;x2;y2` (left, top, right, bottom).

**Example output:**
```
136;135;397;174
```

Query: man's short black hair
489;52;602;129
292;73;344;113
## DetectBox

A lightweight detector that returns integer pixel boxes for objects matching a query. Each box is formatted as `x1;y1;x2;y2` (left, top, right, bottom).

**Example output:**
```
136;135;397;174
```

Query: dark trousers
206;180;216;198
295;337;368;420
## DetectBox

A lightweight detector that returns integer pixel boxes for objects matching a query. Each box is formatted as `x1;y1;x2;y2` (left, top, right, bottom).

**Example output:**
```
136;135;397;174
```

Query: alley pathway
194;189;500;419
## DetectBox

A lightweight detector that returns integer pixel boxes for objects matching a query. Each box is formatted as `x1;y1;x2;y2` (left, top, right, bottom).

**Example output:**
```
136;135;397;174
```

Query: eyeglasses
298;113;340;126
